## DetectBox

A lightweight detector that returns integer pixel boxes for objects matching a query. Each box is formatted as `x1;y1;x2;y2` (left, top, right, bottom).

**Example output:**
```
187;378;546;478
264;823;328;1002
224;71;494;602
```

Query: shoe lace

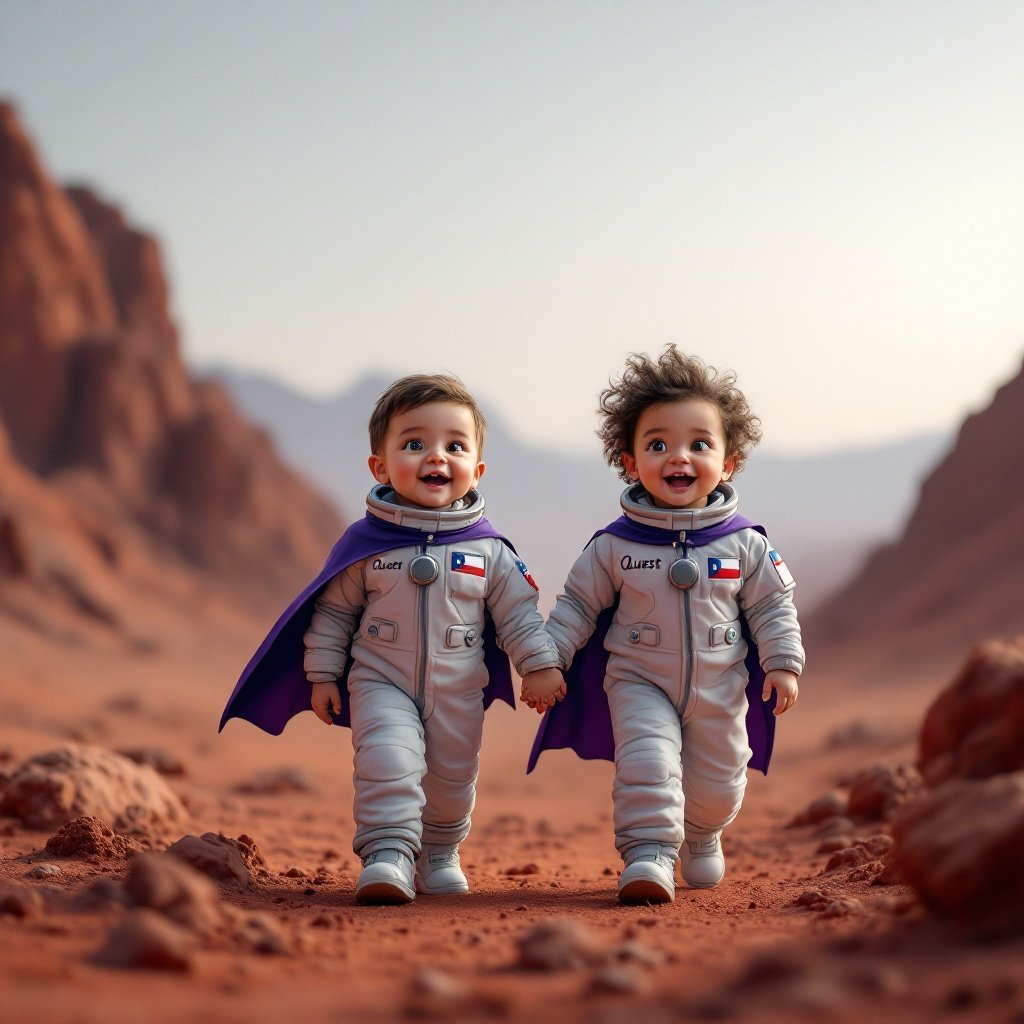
687;834;720;854
426;845;459;866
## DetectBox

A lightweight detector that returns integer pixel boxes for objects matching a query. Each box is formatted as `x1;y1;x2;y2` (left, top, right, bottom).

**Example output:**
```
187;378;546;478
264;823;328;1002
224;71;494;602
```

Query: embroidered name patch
708;557;741;580
451;551;486;577
515;558;539;591
769;549;794;587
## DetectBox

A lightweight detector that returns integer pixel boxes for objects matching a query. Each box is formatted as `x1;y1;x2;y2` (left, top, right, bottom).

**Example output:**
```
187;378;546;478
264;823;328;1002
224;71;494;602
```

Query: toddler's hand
311;681;343;724
519;667;566;715
762;669;799;716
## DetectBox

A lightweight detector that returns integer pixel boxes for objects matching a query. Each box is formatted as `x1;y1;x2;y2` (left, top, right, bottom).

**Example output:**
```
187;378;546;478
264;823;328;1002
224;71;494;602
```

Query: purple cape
219;515;516;735
526;512;778;775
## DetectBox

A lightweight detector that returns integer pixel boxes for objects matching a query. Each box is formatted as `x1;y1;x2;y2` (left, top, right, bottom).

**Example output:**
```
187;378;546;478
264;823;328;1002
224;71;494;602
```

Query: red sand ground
1;606;1022;1024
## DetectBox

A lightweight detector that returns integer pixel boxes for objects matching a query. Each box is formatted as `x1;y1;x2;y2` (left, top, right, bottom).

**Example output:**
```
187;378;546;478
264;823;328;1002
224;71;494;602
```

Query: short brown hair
598;346;762;481
368;374;487;454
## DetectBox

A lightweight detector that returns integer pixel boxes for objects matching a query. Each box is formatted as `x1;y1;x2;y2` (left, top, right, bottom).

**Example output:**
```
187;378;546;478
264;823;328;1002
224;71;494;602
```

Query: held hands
762;669;799;716
311;681;343;724
519;667;566;715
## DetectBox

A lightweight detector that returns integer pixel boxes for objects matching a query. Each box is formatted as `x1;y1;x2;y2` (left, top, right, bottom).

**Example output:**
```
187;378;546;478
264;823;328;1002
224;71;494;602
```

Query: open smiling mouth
664;473;695;490
420;473;450;486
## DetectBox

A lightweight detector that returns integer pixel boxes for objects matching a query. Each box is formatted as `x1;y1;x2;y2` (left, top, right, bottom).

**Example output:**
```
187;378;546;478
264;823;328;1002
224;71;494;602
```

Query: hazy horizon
2;0;1022;456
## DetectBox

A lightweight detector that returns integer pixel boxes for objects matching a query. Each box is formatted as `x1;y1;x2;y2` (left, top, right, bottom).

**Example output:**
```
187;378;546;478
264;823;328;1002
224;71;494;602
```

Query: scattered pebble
504;863;539;876
94;908;195;971
25;863;62;879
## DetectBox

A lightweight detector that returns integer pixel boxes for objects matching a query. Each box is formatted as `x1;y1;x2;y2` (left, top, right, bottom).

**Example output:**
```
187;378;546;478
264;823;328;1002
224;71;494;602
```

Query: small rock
824;720;882;749
25;863;62;879
116;748;187;777
166;833;259;890
846;763;923;821
73;878;131;911
504;863;540;876
588;965;649;995
484;814;527;835
793;890;830;909
816;836;855;854
234;767;316;795
515;920;606;971
789;792;846;827
614;939;665;968
122;852;223;936
0;882;44;917
235;912;289;955
44;815;141;860
813;815;857;838
819;898;865;918
411;965;467;1000
94;908;195;971
823;835;894;873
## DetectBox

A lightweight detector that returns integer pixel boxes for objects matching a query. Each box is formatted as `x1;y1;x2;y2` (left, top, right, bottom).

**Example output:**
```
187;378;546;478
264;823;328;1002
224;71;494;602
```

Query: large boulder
0;745;186;830
891;773;1024;938
918;638;1024;786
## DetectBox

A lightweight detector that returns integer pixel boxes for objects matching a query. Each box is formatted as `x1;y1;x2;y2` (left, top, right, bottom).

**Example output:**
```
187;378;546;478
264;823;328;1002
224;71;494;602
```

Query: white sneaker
355;848;416;904
617;843;676;904
680;831;725;888
415;844;470;895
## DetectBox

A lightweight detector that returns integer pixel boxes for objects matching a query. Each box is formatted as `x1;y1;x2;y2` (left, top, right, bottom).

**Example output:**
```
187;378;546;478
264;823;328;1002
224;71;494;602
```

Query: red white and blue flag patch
769;549;794;587
708;557;741;580
515;558;539;591
451;551;486;577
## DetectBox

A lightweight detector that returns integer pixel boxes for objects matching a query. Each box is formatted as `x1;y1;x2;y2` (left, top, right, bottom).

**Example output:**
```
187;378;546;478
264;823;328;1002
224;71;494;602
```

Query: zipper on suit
673;531;694;715
414;533;434;712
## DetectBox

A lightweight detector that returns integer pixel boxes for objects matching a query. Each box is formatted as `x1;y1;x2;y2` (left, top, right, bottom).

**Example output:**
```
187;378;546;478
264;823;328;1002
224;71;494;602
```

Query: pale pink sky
2;0;1022;453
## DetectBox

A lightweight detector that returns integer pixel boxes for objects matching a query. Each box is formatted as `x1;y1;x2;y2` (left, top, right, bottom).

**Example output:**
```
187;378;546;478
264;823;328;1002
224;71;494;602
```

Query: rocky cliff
0;102;342;637
808;359;1024;673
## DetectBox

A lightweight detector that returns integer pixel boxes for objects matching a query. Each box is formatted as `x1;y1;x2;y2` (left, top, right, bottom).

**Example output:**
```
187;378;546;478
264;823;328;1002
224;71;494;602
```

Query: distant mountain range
208;365;951;612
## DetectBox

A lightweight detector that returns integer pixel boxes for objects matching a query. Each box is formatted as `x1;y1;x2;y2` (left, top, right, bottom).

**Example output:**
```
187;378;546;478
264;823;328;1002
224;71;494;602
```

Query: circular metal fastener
724;626;738;644
628;629;640;644
668;557;700;590
366;624;379;637
464;628;478;647
408;554;440;585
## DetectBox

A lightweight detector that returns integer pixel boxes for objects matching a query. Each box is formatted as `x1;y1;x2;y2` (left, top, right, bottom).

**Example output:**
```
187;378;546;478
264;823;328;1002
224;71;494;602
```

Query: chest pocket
448;551;488;600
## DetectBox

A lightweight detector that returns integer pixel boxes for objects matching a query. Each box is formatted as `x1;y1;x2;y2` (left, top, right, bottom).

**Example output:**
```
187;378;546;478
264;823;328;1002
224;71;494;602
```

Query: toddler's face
368;401;485;508
621;398;736;510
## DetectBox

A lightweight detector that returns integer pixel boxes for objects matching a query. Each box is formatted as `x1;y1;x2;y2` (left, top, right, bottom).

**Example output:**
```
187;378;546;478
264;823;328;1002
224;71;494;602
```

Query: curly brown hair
598;346;762;482
368;374;487;455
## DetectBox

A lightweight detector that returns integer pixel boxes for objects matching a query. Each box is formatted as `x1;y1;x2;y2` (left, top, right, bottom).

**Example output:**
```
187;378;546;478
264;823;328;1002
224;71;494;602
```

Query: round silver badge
408;553;440;585
668;557;699;590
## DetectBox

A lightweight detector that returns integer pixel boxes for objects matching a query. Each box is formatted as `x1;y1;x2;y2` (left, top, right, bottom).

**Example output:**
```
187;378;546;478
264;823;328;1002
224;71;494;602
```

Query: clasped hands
519;667;566;715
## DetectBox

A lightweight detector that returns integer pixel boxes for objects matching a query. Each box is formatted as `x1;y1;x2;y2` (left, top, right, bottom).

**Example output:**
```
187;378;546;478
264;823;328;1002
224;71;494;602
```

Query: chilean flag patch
708;557;741;579
451;551;486;577
515;558;539;591
769;549;794;587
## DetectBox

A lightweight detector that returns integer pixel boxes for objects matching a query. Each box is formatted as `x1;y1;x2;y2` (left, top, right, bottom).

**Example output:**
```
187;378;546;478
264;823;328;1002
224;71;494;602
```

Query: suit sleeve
302;562;365;682
738;532;805;677
544;534;619;671
484;543;560;676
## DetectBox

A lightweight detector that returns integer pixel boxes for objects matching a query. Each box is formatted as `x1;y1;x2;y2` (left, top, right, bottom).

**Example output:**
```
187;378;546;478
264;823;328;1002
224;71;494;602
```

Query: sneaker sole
618;878;674;904
355;881;415;905
681;875;723;889
415;878;471;896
